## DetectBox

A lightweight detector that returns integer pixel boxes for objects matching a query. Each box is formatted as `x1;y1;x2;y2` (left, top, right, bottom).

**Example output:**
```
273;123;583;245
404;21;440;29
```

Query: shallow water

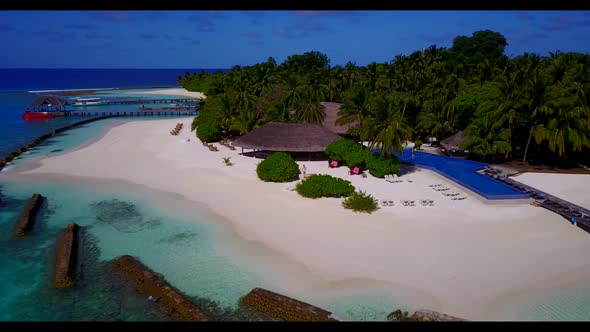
1;117;590;321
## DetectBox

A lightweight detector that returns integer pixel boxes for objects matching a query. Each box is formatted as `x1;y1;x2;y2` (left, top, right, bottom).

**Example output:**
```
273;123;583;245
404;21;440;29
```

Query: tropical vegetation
181;30;590;167
342;190;379;213
295;174;355;199
256;152;299;182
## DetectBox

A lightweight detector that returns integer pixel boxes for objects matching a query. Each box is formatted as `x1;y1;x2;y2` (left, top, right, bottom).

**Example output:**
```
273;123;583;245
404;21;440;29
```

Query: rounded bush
414;140;423;150
256;152;299;182
366;154;401;178
295;174;355;199
342;190;378;213
196;123;221;143
324;139;364;162
344;150;373;168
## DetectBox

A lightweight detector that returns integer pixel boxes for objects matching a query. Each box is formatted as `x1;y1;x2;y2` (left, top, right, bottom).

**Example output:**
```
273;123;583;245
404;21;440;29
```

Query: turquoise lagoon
1;117;590;321
0;118;409;321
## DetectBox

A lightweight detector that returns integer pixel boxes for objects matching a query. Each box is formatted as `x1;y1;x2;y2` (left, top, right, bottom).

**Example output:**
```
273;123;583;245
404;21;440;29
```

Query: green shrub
256;152;299;182
366;154;401;178
325;139;364;162
296;174;355;199
414;140;423;150
342;190;378;213
196;123;221;142
344;150;373;168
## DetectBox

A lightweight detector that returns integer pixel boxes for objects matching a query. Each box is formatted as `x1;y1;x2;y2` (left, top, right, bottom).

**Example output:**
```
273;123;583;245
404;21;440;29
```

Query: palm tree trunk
400;99;408;123
522;132;533;163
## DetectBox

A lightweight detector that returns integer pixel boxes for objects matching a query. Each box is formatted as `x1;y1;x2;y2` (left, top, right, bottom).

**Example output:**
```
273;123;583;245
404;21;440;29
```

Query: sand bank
16;118;590;320
131;88;205;100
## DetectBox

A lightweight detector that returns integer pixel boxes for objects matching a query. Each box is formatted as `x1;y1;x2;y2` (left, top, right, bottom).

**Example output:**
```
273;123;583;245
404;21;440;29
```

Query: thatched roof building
320;102;359;135
30;96;68;110
440;131;468;151
231;122;341;152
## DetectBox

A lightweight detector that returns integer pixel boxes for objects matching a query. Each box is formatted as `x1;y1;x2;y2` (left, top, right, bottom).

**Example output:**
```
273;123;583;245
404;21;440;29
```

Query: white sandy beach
512;173;590;210
14;118;590;320
131;88;206;100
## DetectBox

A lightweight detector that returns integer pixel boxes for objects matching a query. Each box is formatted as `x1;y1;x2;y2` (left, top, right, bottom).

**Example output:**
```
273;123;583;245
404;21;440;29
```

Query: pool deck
397;149;530;201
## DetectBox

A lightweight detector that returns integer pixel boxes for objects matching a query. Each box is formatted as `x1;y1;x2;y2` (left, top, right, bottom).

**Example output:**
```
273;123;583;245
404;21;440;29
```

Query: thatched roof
440;131;468;151
320;102;359;135
232;122;342;152
30;95;68;108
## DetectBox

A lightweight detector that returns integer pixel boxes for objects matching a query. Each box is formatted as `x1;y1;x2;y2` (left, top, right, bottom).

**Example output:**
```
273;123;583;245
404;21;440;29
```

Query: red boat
22;110;53;121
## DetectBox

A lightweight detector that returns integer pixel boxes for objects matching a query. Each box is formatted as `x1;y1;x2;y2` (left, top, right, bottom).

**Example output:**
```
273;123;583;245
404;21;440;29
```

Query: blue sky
0;10;589;68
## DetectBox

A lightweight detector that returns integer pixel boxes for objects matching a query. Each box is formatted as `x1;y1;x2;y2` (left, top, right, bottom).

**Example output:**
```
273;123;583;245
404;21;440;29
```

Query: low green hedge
366;154;401;178
344;150;373;168
342;190;379;213
325;139;364;163
256;152;299;182
196;123;221;142
296;174;355;199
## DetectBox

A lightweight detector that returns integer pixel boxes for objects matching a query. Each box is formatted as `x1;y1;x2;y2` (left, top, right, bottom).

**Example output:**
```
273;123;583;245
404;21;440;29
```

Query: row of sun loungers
385;174;412;183
219;139;236;151
170;122;183;136
380;200;435;207
201;141;219;152
429;184;467;200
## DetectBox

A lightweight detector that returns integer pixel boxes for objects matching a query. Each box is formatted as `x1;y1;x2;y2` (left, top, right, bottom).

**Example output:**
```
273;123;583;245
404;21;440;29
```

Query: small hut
30;95;69;112
231;122;342;160
440;131;468;154
320;102;359;136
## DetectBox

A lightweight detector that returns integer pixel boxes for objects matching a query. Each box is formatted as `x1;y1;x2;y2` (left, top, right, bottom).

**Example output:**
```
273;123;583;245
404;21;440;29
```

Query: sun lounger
427;200;434;206
408;200;416;206
381;200;388;206
419;200;428;206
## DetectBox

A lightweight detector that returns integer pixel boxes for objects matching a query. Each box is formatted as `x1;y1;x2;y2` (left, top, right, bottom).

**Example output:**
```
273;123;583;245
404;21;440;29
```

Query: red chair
349;167;361;175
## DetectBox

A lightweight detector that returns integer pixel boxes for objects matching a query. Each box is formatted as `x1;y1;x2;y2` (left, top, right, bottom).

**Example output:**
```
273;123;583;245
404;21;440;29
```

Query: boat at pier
71;97;107;106
22;110;53;120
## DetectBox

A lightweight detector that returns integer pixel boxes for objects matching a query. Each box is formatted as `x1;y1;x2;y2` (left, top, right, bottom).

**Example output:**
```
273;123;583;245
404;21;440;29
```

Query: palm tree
365;96;412;156
462;116;512;161
209;93;237;131
283;75;305;109
522;68;555;163
531;107;589;158
336;84;372;132
294;102;326;124
229;110;263;135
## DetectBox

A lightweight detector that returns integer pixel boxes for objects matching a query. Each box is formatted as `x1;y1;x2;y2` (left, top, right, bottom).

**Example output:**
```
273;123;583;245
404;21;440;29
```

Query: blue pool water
397;149;530;200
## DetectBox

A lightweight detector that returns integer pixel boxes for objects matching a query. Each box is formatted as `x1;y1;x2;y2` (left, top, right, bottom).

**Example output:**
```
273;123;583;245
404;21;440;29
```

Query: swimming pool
396;149;530;200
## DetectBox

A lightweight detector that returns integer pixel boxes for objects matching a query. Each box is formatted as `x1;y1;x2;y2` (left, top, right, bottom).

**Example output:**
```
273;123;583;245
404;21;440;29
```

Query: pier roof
30;95;68;108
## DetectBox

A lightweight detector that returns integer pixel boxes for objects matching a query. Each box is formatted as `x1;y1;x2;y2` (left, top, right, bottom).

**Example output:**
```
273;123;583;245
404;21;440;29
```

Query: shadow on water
0;192;267;321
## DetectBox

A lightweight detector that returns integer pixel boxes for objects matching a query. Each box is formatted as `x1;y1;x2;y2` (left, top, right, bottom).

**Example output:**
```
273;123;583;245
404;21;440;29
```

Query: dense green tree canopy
181;30;590;165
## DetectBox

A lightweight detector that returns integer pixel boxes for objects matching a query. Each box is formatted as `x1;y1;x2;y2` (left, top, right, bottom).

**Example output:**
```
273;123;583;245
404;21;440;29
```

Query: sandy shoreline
9;118;590;320
131;88;206;100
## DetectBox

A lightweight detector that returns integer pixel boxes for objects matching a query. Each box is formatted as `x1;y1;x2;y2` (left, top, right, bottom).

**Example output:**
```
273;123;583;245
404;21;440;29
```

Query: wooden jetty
482;168;590;233
62;110;197;117
14;193;44;237
241;287;339;321
112;255;209;321
95;98;198;105
53;223;80;289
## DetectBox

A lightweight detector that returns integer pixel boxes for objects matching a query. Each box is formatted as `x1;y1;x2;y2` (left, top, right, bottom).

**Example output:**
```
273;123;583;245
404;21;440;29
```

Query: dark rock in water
50;149;64;153
159;231;198;244
112;255;209;321
387;309;410;321
390;309;467;322
54;223;80;289
15;193;44;237
91;199;161;233
241;287;339;322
